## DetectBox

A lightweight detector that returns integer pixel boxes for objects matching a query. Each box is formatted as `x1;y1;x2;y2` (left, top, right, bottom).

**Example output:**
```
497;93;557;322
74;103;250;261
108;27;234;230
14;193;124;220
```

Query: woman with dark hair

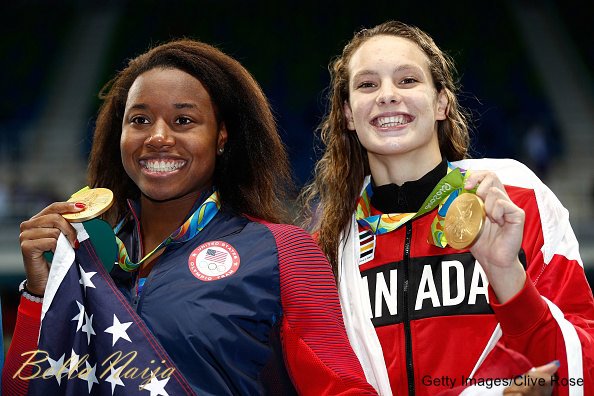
88;39;291;225
4;39;377;395
301;21;594;395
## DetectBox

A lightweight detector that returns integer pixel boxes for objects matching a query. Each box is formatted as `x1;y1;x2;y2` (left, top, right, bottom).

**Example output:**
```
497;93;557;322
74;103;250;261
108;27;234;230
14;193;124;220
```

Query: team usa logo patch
188;241;240;282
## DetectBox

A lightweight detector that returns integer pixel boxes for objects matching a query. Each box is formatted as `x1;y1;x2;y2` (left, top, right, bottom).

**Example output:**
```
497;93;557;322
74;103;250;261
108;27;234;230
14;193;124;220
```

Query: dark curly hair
88;39;292;224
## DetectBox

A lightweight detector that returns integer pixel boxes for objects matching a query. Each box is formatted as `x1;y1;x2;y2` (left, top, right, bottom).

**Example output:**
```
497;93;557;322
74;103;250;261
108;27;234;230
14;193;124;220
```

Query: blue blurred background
1;0;593;350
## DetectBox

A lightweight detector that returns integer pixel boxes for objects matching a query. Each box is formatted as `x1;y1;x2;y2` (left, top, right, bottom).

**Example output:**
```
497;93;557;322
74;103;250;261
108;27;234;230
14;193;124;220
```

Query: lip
371;111;414;130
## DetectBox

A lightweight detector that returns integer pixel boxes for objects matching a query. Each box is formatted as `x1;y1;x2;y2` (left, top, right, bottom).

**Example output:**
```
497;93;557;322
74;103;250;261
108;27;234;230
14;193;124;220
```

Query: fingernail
75;202;86;209
551;360;560;367
74;240;80;250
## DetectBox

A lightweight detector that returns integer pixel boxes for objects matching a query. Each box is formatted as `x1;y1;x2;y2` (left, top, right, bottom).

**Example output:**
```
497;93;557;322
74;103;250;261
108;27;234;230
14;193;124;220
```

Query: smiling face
120;67;227;203
344;35;448;176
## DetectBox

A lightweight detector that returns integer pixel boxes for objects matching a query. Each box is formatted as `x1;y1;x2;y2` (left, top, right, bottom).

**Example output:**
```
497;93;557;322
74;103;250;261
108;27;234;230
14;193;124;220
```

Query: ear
217;122;228;152
343;101;356;131
436;89;449;121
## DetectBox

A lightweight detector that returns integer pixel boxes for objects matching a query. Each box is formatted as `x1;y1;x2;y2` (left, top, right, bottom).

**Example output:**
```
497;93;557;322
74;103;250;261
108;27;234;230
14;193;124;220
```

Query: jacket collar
371;158;447;213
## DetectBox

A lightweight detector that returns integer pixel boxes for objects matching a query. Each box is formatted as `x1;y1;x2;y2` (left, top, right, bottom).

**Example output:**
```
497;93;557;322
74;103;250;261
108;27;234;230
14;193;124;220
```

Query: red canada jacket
354;159;594;395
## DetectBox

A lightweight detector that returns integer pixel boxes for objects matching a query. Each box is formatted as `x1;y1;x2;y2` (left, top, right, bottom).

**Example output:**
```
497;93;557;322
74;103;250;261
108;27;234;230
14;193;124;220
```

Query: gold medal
63;187;114;223
444;193;485;250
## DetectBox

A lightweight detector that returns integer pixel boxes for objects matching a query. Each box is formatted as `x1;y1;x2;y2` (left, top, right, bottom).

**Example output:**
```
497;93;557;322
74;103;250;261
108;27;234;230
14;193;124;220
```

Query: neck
139;193;201;252
368;146;442;186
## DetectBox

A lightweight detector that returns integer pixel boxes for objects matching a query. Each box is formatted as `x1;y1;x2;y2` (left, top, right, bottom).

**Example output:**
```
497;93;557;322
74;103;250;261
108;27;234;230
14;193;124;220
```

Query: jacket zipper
403;222;415;395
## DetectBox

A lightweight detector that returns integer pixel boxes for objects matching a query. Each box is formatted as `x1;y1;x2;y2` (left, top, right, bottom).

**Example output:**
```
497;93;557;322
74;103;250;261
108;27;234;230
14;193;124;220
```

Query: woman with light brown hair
302;20;594;395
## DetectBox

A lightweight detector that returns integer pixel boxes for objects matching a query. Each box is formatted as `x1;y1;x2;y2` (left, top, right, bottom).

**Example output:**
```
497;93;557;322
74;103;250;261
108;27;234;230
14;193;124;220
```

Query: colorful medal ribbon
114;190;221;272
356;164;474;247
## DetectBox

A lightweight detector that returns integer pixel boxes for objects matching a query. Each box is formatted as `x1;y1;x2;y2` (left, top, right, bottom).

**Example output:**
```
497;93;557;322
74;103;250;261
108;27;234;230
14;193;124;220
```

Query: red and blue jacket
3;197;376;395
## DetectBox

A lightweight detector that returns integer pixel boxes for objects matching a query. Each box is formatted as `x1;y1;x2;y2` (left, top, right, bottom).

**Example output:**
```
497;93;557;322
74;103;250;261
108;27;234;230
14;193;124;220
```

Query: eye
356;81;376;89
175;116;193;125
130;115;150;125
400;77;419;85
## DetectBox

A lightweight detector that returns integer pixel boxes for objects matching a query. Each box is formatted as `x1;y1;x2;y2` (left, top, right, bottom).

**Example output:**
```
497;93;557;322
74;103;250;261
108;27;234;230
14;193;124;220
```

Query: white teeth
377;115;408;127
141;160;185;172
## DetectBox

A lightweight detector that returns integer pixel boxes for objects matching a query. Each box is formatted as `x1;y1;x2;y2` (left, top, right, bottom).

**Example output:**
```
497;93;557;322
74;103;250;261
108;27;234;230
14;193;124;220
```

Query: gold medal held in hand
63;187;114;223
444;193;486;250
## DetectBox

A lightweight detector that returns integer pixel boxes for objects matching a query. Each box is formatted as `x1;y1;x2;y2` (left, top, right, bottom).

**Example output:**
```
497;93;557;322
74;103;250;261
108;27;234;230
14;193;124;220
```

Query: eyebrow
126;103;197;110
352;64;423;80
174;103;197;109
127;103;148;111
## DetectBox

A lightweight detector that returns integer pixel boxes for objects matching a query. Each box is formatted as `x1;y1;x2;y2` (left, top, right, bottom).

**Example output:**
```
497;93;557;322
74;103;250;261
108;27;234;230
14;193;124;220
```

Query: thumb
531;360;560;376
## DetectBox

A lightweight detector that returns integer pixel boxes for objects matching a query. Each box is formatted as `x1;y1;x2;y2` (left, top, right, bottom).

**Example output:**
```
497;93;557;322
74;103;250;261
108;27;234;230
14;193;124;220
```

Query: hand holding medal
19;186;115;296
451;171;527;303
40;187;115;267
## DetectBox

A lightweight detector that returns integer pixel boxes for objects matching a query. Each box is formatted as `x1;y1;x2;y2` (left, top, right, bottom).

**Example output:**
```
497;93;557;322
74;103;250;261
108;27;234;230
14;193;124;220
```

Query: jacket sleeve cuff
489;276;547;336
19;295;43;319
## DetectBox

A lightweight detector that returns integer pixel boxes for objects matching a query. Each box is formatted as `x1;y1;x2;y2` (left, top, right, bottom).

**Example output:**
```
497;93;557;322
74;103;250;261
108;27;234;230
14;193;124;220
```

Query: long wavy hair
300;21;470;278
88;39;292;224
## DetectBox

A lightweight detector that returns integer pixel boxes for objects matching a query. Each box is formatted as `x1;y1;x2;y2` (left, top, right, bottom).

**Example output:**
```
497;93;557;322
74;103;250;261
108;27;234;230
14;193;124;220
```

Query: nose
145;120;175;149
376;84;401;105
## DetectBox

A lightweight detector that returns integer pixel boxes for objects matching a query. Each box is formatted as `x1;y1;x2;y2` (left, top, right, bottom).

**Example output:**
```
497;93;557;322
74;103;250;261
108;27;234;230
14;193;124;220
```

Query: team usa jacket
3;196;377;395
351;158;594;395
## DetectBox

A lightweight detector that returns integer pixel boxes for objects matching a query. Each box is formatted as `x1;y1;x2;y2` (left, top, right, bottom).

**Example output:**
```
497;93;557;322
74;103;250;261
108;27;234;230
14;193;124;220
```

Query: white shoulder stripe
469;297;584;395
467;324;502;379
543;297;584;396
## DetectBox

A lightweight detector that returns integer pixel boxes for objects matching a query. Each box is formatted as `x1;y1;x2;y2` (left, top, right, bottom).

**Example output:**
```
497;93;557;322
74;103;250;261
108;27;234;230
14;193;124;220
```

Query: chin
141;190;177;203
370;143;408;155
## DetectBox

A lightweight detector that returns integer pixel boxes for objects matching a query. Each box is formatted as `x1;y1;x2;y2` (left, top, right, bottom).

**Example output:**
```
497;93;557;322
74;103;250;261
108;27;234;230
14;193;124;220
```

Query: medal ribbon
114;190;221;272
356;164;474;247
